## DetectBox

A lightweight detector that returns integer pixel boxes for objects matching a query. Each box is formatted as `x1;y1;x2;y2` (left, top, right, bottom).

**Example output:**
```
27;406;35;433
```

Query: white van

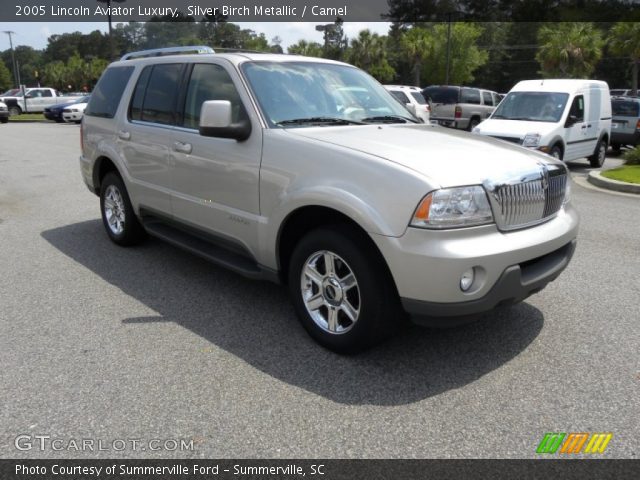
474;79;611;167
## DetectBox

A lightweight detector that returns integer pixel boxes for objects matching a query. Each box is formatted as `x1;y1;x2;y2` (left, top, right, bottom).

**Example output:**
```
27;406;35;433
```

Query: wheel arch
92;156;123;194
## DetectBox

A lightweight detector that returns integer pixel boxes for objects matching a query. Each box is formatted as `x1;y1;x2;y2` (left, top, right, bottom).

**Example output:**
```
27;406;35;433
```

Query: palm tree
536;23;604;78
347;30;395;83
288;40;324;57
400;27;432;87
609;22;640;96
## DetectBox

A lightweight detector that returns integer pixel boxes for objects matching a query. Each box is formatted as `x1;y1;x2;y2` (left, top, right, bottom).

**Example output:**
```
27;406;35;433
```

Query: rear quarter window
423;87;459;104
85;66;134;118
460;88;481;105
612;100;640;117
389;90;410;103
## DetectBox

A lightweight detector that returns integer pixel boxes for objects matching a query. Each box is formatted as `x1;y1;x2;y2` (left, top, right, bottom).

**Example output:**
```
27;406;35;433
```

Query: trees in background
536;23;604;78
608;22;640;95
347;30;395;83
0;60;12;91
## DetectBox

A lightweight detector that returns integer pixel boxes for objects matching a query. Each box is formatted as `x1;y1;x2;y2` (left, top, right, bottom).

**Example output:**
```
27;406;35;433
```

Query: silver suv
423;85;500;131
80;47;579;353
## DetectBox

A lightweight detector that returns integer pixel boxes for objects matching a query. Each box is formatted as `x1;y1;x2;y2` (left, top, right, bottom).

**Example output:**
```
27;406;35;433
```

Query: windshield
492;91;569;122
75;95;91;104
241;61;417;127
1;89;20;97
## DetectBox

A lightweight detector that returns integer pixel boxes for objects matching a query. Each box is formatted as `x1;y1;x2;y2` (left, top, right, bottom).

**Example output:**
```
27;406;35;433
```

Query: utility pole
97;0;126;60
445;14;452;85
2;30;19;88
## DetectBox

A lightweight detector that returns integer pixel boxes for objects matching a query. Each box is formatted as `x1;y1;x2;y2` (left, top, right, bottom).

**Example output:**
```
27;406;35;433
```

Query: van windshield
491;91;569;123
242;61;417;127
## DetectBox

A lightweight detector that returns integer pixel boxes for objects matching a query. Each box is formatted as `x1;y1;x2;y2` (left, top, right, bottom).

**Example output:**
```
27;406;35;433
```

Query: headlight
410;186;494;229
522;133;541;148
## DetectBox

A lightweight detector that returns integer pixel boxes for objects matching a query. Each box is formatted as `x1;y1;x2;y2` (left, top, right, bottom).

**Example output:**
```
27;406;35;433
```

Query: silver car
79;47;579;353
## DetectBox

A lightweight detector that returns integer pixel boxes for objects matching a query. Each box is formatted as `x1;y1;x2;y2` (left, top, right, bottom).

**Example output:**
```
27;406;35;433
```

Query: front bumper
403;240;576;326
371;205;579;326
63;111;83;122
0;110;9;120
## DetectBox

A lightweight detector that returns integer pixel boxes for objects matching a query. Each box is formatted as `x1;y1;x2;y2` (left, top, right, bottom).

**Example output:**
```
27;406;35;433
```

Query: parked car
473;79;612;167
0;101;8;123
610;96;640;150
80;46;578;353
610;89;631;97
422;85;500;131
0;87;84;115
44;95;91;123
62;96;90;123
384;85;430;123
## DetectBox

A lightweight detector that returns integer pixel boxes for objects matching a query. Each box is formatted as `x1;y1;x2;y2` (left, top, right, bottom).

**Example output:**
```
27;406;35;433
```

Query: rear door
120;63;186;215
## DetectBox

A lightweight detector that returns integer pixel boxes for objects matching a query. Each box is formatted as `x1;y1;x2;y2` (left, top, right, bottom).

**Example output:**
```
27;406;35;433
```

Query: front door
564;95;589;161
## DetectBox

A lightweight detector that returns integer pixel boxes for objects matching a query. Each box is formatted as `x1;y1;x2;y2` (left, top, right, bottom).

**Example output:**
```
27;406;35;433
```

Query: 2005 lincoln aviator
79;46;578;353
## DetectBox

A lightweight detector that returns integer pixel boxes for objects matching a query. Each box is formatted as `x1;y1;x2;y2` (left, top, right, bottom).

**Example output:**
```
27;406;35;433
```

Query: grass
9;113;47;122
601;165;640;184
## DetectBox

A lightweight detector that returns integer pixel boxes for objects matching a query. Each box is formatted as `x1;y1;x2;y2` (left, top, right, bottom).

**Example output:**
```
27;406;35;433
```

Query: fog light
460;268;474;291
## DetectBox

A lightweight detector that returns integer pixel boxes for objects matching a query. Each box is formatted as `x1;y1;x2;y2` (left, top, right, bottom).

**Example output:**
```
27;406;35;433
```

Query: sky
0;21;392;52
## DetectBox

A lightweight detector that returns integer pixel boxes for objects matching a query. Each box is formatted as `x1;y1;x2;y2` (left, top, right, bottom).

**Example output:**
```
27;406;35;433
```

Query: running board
142;218;277;282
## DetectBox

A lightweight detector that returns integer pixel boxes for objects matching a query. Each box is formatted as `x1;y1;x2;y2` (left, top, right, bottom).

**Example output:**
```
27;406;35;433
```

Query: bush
622;146;640;165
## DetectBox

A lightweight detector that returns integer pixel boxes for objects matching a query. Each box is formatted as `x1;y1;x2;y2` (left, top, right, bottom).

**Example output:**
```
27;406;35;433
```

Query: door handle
117;130;130;140
173;141;192;154
587;124;592;128
581;125;587;129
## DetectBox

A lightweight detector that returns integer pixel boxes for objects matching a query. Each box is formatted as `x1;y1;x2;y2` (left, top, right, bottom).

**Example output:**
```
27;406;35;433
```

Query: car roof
512;79;609;93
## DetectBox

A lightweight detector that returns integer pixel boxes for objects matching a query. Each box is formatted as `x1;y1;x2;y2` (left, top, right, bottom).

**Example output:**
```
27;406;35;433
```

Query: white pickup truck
0;88;84;115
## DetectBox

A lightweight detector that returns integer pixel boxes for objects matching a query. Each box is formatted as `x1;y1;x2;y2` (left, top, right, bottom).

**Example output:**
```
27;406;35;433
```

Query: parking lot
0;122;638;459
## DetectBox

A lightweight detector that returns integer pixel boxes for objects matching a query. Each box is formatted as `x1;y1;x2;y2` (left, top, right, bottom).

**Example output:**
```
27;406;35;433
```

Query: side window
492;92;502;106
482;91;492;105
86;66;134;119
41;90;53;98
568;95;585;122
390;90;410;103
460;88;481;105
129;66;152;121
139;64;183;126
182;63;245;129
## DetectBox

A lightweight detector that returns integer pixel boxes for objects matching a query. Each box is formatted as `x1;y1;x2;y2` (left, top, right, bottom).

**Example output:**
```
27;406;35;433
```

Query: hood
287;124;561;188
474;118;560;139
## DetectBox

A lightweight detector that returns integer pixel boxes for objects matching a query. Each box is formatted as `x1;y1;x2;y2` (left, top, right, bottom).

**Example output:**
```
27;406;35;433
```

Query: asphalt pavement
0;123;638;459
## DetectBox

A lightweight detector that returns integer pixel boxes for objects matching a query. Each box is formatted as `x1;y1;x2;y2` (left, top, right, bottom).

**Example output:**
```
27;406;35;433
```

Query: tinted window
183;64;244;129
129;66;152;121
411;92;427;104
140;64;183;125
423;86;458;104
612;100;639;117
492;92;502;106
482;91;493;105
42;90;52;97
568;95;584;122
460;88;481;105
389;90;410;103
86;66;134;118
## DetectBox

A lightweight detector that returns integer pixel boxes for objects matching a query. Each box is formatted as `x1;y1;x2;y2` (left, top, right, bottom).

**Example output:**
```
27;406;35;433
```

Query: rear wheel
467;117;480;131
0;117;8;124
288;226;400;353
589;138;607;168
8;106;21;116
99;172;147;246
611;143;621;152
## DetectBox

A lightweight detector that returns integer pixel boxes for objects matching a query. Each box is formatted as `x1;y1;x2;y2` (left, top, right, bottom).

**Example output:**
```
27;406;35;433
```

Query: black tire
611;143;621;152
549;144;563;160
54;118;64;123
589;138;607;168
288;225;401;354
99;172;147;246
467;117;480;131
0;117;8;124
8;106;21;116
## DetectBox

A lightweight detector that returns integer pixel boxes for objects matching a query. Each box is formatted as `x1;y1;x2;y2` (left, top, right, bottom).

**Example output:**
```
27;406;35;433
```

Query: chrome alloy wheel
103;185;126;235
300;250;361;334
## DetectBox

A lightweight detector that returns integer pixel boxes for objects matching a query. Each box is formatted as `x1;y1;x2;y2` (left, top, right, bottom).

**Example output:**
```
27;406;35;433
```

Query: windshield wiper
275;117;365;126
361;115;418;124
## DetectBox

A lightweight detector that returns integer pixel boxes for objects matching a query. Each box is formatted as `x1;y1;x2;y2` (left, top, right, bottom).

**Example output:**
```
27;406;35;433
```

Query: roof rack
120;46;214;61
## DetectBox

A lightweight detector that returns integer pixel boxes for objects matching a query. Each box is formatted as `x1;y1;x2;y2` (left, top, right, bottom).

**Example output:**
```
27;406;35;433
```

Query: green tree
399;27;432;86
421;23;488;85
536;23;604;78
42;61;66;90
288;40;324;57
608;22;640;95
0;60;12;91
347;30;395;83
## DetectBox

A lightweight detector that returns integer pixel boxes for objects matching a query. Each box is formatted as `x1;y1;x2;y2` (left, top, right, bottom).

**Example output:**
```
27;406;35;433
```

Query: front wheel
589;138;607;168
549;145;563;160
99;172;147;246
288;226;400;353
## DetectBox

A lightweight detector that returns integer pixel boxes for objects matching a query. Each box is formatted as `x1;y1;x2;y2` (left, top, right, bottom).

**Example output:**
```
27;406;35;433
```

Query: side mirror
565;114;578;127
199;100;251;141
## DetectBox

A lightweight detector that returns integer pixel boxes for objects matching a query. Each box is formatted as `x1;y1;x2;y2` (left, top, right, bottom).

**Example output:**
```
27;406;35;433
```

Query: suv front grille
492;135;522;145
491;166;567;231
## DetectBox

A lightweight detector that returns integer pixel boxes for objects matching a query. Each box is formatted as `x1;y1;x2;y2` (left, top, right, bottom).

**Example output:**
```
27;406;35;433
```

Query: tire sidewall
288;227;397;353
99;172;143;245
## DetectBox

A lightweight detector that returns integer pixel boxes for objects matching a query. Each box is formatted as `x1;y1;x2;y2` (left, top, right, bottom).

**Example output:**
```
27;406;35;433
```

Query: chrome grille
490;165;567;231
